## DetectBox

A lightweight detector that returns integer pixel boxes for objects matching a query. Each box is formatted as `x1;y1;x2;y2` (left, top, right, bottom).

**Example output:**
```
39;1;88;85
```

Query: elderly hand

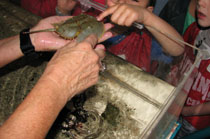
30;16;113;52
0;34;109;139
41;35;106;100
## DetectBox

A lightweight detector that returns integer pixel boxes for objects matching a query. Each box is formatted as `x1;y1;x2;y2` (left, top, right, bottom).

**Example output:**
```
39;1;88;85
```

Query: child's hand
98;3;146;26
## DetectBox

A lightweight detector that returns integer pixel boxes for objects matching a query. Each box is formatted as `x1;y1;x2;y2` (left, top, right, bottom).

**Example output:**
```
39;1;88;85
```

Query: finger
125;13;137;26
82;34;98;48
117;9;134;26
94;44;106;60
117;12;128;25
97;5;119;21
104;23;114;32
98;23;113;43
98;32;113;43
110;5;126;24
110;8;123;23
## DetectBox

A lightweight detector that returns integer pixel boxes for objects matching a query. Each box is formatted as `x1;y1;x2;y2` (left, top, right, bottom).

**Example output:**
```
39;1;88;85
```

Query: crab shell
53;14;105;42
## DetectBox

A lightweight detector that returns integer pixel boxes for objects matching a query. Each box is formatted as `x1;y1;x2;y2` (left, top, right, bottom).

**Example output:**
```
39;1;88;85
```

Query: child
166;0;210;137
98;0;184;73
151;0;197;79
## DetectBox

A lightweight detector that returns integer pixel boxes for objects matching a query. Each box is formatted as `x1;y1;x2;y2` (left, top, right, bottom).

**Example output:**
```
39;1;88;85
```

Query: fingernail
96;44;106;50
96;16;101;21
104;32;113;38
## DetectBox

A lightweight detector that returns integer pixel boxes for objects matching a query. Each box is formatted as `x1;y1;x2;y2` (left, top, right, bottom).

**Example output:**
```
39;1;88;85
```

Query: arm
143;10;184;56
0;35;106;139
0;35;23;68
97;2;185;56
181;102;210;116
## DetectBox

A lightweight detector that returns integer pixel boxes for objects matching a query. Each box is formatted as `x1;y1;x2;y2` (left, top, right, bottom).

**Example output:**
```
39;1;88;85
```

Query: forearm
0;35;23;68
143;10;185;56
182;102;210;116
0;75;68;139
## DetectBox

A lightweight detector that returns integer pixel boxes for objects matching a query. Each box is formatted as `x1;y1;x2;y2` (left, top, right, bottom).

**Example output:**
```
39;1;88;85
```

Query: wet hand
30;16;72;51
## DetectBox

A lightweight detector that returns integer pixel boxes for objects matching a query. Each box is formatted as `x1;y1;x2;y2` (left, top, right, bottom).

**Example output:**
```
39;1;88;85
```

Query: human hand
42;35;106;100
30;16;113;52
97;0;147;26
57;0;77;15
106;0;148;7
30;16;71;51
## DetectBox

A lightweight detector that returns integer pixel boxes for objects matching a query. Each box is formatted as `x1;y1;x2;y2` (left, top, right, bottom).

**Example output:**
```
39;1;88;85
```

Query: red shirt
108;29;152;72
168;22;210;130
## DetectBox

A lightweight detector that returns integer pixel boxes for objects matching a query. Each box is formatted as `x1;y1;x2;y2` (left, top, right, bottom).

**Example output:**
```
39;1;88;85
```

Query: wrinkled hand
30;16;112;52
97;0;146;26
57;0;77;15
42;35;106;100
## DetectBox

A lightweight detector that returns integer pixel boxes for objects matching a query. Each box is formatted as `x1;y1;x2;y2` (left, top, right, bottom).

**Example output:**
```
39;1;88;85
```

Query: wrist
41;66;76;101
38;73;69;104
19;28;41;58
141;9;153;26
28;28;39;51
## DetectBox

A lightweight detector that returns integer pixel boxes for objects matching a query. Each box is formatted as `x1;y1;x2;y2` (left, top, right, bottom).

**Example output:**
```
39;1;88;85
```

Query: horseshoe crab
25;14;104;42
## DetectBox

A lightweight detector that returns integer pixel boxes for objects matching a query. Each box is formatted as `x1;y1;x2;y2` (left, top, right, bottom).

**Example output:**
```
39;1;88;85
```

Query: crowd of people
0;0;210;138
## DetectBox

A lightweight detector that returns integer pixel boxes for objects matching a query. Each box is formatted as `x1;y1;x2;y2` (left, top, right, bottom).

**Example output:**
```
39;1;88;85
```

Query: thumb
94;44;106;60
82;34;98;48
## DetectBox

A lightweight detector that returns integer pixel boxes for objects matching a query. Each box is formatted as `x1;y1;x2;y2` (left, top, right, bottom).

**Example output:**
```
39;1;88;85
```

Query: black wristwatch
19;28;39;57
